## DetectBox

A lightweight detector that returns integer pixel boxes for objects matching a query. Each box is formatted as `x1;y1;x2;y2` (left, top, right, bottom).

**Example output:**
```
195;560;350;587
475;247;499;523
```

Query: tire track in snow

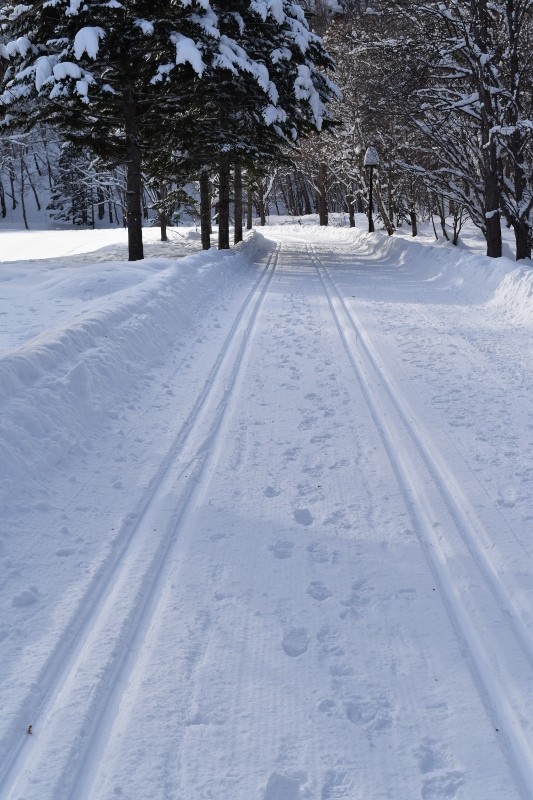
312;243;533;661
0;244;280;800
308;243;533;800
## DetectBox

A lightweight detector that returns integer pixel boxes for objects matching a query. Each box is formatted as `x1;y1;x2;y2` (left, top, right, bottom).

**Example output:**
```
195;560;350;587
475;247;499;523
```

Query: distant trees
0;0;337;259
2;1;530;261
139;0;338;249
0;126;61;228
392;0;533;259
283;0;532;260
0;1;206;258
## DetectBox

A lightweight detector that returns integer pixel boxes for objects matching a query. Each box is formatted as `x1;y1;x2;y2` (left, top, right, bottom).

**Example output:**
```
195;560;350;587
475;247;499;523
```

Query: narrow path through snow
0;227;531;800
309;241;532;794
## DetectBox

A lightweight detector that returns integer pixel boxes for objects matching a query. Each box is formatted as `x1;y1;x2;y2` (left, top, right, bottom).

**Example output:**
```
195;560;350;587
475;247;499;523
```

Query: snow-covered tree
141;0;338;248
0;0;337;258
0;1;221;258
388;0;533;258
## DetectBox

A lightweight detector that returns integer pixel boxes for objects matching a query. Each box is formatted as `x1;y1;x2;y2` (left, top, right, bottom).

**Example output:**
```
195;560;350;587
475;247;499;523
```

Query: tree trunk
409;209;417;237
159;182;168;242
286;176;297;215
484;158;502;257
430;210;439;241
480;101;502;258
20;157;29;230
297;172;312;215
200;170;211;250
23;158;41;211
218;154;231;249
435;196;449;240
505;127;532;260
234;162;243;244
124;88;144;261
374;183;394;236
501;4;531;260
513;221;532;261
367;170;374;233
246;188;253;230
317;162;328;226
258;180;266;226
9;166;17;210
484;201;502;258
97;186;105;221
387;177;394;224
347;193;355;227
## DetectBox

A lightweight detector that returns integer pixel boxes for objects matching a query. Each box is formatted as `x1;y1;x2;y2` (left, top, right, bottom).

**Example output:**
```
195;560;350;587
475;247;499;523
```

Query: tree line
1;1;531;261
0;0;337;260
292;0;532;259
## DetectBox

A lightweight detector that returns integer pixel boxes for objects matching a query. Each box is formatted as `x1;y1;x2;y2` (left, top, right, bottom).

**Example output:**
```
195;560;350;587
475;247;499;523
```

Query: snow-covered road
0;224;531;799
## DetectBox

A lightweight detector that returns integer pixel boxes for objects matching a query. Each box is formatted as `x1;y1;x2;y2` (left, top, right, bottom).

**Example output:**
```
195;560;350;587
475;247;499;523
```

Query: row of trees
0;1;338;259
1;1;531;260
295;0;533;259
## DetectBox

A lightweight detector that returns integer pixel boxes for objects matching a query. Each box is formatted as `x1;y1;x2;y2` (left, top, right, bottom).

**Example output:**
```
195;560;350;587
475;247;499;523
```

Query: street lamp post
363;146;380;233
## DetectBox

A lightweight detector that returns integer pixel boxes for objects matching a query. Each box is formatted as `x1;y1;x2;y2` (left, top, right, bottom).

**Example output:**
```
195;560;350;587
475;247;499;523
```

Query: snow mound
348;228;533;322
0;231;274;509
270;219;532;323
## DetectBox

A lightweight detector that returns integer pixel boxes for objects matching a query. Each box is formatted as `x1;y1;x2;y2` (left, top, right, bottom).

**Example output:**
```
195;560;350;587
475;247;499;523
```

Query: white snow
73;27;105;60
294;65;326;128
0;218;531;800
171;33;205;76
5;36;32;58
52;61;83;81
34;56;54;91
251;0;284;23
363;145;380;166
134;19;155;35
66;0;84;16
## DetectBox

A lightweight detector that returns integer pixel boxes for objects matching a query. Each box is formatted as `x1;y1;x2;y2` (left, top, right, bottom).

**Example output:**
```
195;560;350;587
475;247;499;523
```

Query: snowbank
267;217;533;323
0;230;274;509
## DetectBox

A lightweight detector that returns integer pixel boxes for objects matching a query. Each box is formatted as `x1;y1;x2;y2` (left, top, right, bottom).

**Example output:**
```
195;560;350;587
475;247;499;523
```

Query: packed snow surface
0;220;532;800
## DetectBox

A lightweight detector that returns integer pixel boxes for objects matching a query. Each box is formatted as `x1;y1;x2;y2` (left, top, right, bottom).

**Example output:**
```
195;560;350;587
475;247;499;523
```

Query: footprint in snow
293;508;313;526
321;770;349;800
339;580;372;618
264;772;305;800
307;581;332;601
317;698;336;715
264;486;282;498
421;772;465;799
269;540;294;559
282;627;309;657
345;695;393;733
414;738;445;774
307;541;337;564
11;587;39;608
414;738;465;798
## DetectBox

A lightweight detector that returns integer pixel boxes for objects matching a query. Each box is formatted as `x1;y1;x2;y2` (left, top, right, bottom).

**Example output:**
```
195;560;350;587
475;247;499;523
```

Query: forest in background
0;0;531;260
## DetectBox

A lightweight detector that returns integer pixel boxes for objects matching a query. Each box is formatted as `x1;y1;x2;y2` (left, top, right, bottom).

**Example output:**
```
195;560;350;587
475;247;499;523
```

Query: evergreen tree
143;0;338;249
0;1;216;257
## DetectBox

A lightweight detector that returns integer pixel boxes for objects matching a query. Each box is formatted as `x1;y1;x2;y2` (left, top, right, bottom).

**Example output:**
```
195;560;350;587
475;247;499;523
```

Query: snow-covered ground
0;219;531;800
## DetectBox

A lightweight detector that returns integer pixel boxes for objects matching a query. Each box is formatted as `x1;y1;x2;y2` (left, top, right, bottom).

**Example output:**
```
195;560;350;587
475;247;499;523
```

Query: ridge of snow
0;231;274;509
